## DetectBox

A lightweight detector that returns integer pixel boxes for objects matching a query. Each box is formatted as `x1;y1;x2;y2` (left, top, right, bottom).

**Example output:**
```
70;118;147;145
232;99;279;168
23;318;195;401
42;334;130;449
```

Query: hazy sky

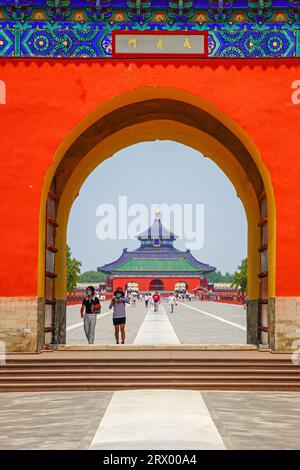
67;140;247;274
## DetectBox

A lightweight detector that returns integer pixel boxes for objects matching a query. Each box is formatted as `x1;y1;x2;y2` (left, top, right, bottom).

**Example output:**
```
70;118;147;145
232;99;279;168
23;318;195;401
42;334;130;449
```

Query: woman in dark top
80;286;101;344
109;287;130;344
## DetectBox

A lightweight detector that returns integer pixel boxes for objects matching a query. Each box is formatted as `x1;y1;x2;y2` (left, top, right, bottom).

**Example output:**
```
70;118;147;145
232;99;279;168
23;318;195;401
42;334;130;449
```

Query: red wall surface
0;59;300;298
112;277;201;293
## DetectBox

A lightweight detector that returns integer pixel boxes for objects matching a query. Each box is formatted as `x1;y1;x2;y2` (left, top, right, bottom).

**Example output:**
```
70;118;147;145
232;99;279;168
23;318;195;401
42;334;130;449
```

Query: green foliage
231;258;248;294
79;270;106;283
66;245;82;293
207;271;234;283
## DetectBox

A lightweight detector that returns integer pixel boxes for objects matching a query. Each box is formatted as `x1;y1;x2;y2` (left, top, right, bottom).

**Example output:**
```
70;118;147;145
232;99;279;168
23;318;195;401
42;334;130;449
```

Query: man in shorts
152;291;161;312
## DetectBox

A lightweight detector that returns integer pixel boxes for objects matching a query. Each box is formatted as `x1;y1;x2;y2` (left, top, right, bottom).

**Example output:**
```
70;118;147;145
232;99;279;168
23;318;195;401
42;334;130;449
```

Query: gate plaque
112;31;208;58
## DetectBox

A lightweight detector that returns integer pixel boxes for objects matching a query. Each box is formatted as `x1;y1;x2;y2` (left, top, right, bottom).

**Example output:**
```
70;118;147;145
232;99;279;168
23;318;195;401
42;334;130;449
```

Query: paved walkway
66;302;148;345
170;301;246;344
1;303;292;450
89;390;225;450
133;304;180;345
1;390;300;450
66;301;246;345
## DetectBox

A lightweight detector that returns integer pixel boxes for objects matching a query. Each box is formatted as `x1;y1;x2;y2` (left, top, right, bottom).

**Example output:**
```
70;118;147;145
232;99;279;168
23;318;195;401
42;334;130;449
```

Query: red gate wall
0;58;299;299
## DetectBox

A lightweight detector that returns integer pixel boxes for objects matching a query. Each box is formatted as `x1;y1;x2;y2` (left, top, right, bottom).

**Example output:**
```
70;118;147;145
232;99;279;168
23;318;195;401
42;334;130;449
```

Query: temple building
98;215;215;296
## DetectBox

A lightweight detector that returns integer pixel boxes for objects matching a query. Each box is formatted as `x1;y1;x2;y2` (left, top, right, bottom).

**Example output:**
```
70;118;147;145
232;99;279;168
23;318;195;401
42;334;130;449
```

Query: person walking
131;293;136;307
144;293;150;308
168;293;177;313
152;291;161;312
109;287;130;344
80;286;101;344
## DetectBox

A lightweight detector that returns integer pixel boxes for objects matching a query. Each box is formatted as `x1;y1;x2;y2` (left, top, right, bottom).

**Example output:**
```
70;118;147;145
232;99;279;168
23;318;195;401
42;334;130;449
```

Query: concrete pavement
89;390;225;450
66;300;246;345
1;302;290;451
133;304;180;345
1;390;300;450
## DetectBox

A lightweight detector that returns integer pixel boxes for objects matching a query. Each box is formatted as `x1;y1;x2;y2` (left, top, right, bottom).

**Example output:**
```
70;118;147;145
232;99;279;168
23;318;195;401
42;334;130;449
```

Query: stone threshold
58;344;258;351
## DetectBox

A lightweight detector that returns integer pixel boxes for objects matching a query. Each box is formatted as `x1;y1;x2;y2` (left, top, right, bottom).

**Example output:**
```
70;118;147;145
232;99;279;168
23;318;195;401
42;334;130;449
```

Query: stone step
1;367;300;375
4;359;296;367
1;382;300;392
1;374;300;383
3;353;299;392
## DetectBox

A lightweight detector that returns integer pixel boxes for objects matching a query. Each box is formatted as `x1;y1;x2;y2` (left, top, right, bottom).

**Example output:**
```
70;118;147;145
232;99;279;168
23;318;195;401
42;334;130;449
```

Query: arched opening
149;279;165;292
126;282;139;294
174;281;188;294
38;87;276;350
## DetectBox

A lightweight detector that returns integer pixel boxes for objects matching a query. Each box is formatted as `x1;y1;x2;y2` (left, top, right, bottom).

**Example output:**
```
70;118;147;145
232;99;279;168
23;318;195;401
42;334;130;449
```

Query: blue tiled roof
98;247;216;273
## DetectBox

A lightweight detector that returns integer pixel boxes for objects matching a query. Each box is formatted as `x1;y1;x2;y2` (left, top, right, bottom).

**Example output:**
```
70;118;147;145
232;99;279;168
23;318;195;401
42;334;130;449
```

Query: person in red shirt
152;291;161;312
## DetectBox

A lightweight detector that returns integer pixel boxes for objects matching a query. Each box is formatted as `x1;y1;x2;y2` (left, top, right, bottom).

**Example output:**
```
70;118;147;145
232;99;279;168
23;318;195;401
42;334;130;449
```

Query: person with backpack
152;291;161;312
80;286;101;344
109;287;130;344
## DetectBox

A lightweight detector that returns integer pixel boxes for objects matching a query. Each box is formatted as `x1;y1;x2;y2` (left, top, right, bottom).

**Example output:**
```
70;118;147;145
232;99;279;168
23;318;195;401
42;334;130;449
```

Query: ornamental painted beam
0;0;300;23
0;21;298;58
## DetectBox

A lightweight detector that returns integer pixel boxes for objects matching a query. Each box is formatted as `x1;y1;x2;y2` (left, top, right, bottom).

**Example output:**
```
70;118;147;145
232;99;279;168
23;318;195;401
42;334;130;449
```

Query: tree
66;245;82;293
207;270;234;283
79;270;106;283
223;272;234;283
231;258;247;295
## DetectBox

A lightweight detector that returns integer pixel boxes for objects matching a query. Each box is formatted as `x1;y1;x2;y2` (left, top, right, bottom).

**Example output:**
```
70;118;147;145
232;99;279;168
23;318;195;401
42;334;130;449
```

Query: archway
174;281;188;294
126;282;139;294
149;279;165;292
38;87;276;350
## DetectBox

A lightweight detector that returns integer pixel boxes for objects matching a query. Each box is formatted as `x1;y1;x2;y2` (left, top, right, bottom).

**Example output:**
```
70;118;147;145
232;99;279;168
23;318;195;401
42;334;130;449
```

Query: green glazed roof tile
112;258;203;272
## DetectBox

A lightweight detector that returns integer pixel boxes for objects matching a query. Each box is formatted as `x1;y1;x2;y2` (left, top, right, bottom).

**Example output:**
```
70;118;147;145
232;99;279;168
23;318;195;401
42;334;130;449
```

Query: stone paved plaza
66;300;246;345
0;390;300;450
1;302;299;450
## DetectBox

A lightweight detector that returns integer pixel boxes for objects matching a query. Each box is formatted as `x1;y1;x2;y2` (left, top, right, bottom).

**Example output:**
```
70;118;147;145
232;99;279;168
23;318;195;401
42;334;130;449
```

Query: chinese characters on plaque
112;32;207;57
